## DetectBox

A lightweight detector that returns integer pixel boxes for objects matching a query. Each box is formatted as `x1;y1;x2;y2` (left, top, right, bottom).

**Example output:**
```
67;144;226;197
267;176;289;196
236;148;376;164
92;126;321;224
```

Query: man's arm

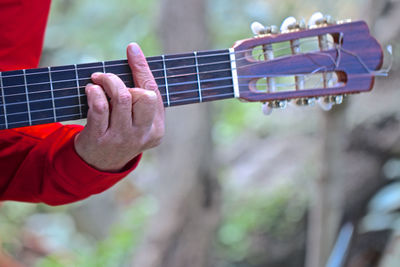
0;43;164;205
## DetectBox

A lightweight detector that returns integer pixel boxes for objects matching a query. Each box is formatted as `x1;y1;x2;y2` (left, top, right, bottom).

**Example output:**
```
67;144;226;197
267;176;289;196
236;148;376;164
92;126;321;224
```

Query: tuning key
251;21;265;35
262;103;273;115
261;100;287;116
295;97;316;106
269;100;288;109
324;95;343;105
318;95;344;111
251;22;279;36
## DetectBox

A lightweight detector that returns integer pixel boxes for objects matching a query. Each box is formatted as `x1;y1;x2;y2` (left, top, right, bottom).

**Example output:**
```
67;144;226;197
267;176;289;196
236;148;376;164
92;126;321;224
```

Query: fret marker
194;51;203;103
229;48;240;98
74;64;83;118
48;67;57;122
0;72;8;129
22;69;32;126
161;55;170;107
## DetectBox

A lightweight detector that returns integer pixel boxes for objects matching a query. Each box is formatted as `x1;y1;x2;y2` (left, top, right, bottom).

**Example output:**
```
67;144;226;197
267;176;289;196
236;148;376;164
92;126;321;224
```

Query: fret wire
162;55;170;107
48;67;57;122
0;72;8;128
22;69;32;126
102;61;106;73
74;64;83;119
0;84;235;117
194;51;202;103
0;91;235;127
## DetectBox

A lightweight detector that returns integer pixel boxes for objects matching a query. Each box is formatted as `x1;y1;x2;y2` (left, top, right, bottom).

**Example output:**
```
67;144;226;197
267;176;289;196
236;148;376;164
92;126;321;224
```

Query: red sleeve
0;1;141;205
0;125;141;205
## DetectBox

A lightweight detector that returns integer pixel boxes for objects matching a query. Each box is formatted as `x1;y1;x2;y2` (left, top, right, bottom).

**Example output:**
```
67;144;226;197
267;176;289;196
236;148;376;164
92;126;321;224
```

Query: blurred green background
1;0;399;267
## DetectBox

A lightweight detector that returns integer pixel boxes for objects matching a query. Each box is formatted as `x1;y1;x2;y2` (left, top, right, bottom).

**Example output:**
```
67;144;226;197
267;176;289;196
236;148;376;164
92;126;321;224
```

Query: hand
74;43;165;172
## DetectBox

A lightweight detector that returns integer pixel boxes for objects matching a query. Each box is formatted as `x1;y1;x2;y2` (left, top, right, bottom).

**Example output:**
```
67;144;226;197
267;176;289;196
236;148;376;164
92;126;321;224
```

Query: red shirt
0;0;141;205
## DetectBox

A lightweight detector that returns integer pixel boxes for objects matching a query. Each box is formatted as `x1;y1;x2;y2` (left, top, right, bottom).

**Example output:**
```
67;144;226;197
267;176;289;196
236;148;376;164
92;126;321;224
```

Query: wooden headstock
233;19;383;109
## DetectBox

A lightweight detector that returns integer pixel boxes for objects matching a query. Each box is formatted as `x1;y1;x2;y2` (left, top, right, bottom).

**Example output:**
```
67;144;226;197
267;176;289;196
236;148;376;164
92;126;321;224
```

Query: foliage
36;196;157;267
216;185;307;263
0;0;376;266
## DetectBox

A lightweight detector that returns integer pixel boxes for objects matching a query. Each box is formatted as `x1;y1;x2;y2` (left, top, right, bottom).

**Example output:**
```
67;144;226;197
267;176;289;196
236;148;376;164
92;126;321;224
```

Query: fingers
91;72;133;131
127;43;165;128
127;43;158;91
85;83;109;137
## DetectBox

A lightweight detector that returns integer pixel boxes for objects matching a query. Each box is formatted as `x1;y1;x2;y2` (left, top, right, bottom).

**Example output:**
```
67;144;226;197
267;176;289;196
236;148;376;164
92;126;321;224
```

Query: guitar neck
0;49;236;130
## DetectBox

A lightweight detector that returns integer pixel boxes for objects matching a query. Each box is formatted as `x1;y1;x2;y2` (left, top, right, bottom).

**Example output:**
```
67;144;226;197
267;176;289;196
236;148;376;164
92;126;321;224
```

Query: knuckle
142;79;158;91
93;100;109;114
117;92;132;105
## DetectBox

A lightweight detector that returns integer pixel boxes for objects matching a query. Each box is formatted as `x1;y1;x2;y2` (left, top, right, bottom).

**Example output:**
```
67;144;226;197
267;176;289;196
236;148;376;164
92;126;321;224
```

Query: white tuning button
280;16;297;32
318;98;333;111
262;103;273;115
251;21;265;35
308;12;324;27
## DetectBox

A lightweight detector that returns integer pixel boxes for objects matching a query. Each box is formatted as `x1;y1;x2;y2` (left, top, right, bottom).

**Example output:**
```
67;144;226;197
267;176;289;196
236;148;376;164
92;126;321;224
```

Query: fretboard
0;49;235;130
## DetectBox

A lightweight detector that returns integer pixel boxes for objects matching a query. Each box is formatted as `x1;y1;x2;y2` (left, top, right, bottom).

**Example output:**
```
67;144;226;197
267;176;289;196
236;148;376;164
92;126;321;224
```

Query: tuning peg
324;15;335;25
251;22;279;36
251;21;265;35
308;12;324;27
280;16;306;32
298;18;306;29
318;98;333;111
318;95;344;111
262;100;288;116
308;12;337;28
295;97;316;106
270;100;288;109
328;95;343;104
280;16;297;32
262;103;273;115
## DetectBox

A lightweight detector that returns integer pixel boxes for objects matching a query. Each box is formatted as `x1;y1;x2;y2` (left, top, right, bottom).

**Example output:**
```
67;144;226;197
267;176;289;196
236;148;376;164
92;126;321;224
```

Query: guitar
0;15;383;130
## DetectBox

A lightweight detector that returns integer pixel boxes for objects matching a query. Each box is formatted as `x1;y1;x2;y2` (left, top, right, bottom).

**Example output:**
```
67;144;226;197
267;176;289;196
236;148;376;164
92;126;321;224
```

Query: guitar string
0;59;340;119
0;91;236;127
0;38;321;86
0;63;342;112
0;39;339;102
1;39;373;121
0;42;385;128
0;69;337;119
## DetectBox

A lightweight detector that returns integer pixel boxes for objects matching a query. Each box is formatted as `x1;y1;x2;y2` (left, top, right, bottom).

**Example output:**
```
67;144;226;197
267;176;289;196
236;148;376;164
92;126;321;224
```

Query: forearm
0;124;141;205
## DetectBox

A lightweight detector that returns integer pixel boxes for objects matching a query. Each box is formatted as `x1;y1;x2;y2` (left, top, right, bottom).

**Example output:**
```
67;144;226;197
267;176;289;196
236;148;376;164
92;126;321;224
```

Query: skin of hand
74;43;165;172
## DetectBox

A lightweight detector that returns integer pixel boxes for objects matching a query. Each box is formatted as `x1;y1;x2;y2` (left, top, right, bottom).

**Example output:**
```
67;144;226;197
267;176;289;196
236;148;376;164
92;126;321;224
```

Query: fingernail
129;43;141;55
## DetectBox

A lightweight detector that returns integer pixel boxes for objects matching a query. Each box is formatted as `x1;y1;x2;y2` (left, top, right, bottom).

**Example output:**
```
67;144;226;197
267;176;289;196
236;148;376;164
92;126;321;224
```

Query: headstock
232;12;384;113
